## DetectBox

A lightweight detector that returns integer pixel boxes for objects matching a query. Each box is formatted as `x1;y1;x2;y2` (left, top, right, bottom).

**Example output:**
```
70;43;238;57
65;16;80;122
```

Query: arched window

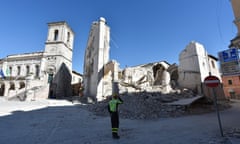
0;83;5;96
9;67;12;76
35;65;40;77
19;82;25;89
26;65;30;75
17;66;21;75
67;32;70;42
9;82;15;90
54;30;59;41
211;60;215;69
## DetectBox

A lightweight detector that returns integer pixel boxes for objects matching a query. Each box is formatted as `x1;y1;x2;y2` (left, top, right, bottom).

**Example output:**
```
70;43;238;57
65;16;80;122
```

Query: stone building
221;0;240;99
222;75;240;99
178;41;225;99
0;21;82;100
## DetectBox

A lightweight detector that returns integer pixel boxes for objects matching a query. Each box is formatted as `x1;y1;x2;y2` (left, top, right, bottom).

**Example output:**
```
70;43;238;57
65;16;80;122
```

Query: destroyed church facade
118;61;176;94
83;18;224;102
117;41;222;96
0;21;82;100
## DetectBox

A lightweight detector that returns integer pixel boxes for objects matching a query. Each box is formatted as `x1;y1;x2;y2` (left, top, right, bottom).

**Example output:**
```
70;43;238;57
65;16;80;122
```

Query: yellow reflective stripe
112;128;118;132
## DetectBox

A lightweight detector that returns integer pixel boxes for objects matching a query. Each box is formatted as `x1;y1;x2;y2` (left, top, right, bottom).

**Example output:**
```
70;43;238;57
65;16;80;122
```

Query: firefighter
108;93;123;139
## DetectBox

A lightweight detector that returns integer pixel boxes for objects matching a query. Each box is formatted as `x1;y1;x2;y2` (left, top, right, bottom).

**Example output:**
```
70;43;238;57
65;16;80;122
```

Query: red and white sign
204;75;220;88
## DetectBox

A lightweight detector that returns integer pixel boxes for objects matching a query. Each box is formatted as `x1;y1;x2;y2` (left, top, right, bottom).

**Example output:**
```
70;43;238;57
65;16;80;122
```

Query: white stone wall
123;67;149;86
178;41;221;92
46;22;74;49
0;53;48;99
231;0;240;36
208;56;221;81
3;52;43;78
72;72;82;84
102;60;119;96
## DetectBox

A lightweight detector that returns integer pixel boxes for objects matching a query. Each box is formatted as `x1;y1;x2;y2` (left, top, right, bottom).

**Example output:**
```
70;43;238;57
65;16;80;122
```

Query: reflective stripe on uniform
112;128;118;132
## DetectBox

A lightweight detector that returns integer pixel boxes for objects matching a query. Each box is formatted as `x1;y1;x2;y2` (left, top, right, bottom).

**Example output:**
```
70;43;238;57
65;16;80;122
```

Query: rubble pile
79;89;229;120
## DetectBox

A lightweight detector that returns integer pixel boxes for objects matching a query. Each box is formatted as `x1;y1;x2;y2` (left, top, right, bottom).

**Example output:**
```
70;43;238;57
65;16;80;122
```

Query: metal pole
212;87;224;137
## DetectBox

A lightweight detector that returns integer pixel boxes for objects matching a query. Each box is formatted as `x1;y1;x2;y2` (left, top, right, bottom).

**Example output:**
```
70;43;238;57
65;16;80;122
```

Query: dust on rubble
78;90;231;120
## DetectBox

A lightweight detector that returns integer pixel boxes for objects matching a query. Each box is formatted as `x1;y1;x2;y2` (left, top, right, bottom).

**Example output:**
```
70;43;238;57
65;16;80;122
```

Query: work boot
112;133;120;139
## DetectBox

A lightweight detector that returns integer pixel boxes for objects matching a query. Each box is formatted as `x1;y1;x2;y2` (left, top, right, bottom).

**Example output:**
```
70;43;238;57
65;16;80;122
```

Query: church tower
44;21;74;72
83;17;110;101
44;21;74;98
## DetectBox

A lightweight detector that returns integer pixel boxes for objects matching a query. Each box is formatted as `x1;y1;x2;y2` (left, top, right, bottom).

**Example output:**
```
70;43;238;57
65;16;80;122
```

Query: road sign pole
212;87;224;137
204;75;223;136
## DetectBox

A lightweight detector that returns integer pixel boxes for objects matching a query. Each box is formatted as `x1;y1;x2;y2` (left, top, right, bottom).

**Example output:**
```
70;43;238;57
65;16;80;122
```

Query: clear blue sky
0;0;236;73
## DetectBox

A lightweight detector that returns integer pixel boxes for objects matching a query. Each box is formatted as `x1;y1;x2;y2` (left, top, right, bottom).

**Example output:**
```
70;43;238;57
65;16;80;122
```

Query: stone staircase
7;85;50;101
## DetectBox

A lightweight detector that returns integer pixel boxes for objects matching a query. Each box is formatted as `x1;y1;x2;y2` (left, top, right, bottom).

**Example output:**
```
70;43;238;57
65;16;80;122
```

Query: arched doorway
152;64;165;85
9;82;15;90
19;82;25;89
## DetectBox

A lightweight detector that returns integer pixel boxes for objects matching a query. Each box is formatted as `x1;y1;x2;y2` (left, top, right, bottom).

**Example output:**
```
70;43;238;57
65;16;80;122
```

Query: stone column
4;82;10;98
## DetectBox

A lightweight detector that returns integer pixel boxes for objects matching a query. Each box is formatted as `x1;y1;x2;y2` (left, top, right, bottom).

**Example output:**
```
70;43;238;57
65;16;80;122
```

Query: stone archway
9;82;15;90
19;82;25;89
153;64;166;85
167;64;179;88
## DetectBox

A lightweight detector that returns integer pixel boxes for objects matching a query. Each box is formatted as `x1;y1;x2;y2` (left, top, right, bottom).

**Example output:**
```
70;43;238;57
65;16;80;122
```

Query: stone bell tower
44;21;75;98
83;17;110;101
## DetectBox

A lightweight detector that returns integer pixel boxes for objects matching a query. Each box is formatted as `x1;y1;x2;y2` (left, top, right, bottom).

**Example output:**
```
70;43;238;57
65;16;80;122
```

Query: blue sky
0;0;236;73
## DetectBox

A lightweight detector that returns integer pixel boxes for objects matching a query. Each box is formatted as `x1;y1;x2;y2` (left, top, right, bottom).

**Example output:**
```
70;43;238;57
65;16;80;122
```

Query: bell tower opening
54;30;59;41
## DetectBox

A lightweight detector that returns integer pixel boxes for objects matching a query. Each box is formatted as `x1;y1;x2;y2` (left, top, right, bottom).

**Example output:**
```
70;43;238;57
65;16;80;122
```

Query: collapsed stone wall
118;61;178;94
